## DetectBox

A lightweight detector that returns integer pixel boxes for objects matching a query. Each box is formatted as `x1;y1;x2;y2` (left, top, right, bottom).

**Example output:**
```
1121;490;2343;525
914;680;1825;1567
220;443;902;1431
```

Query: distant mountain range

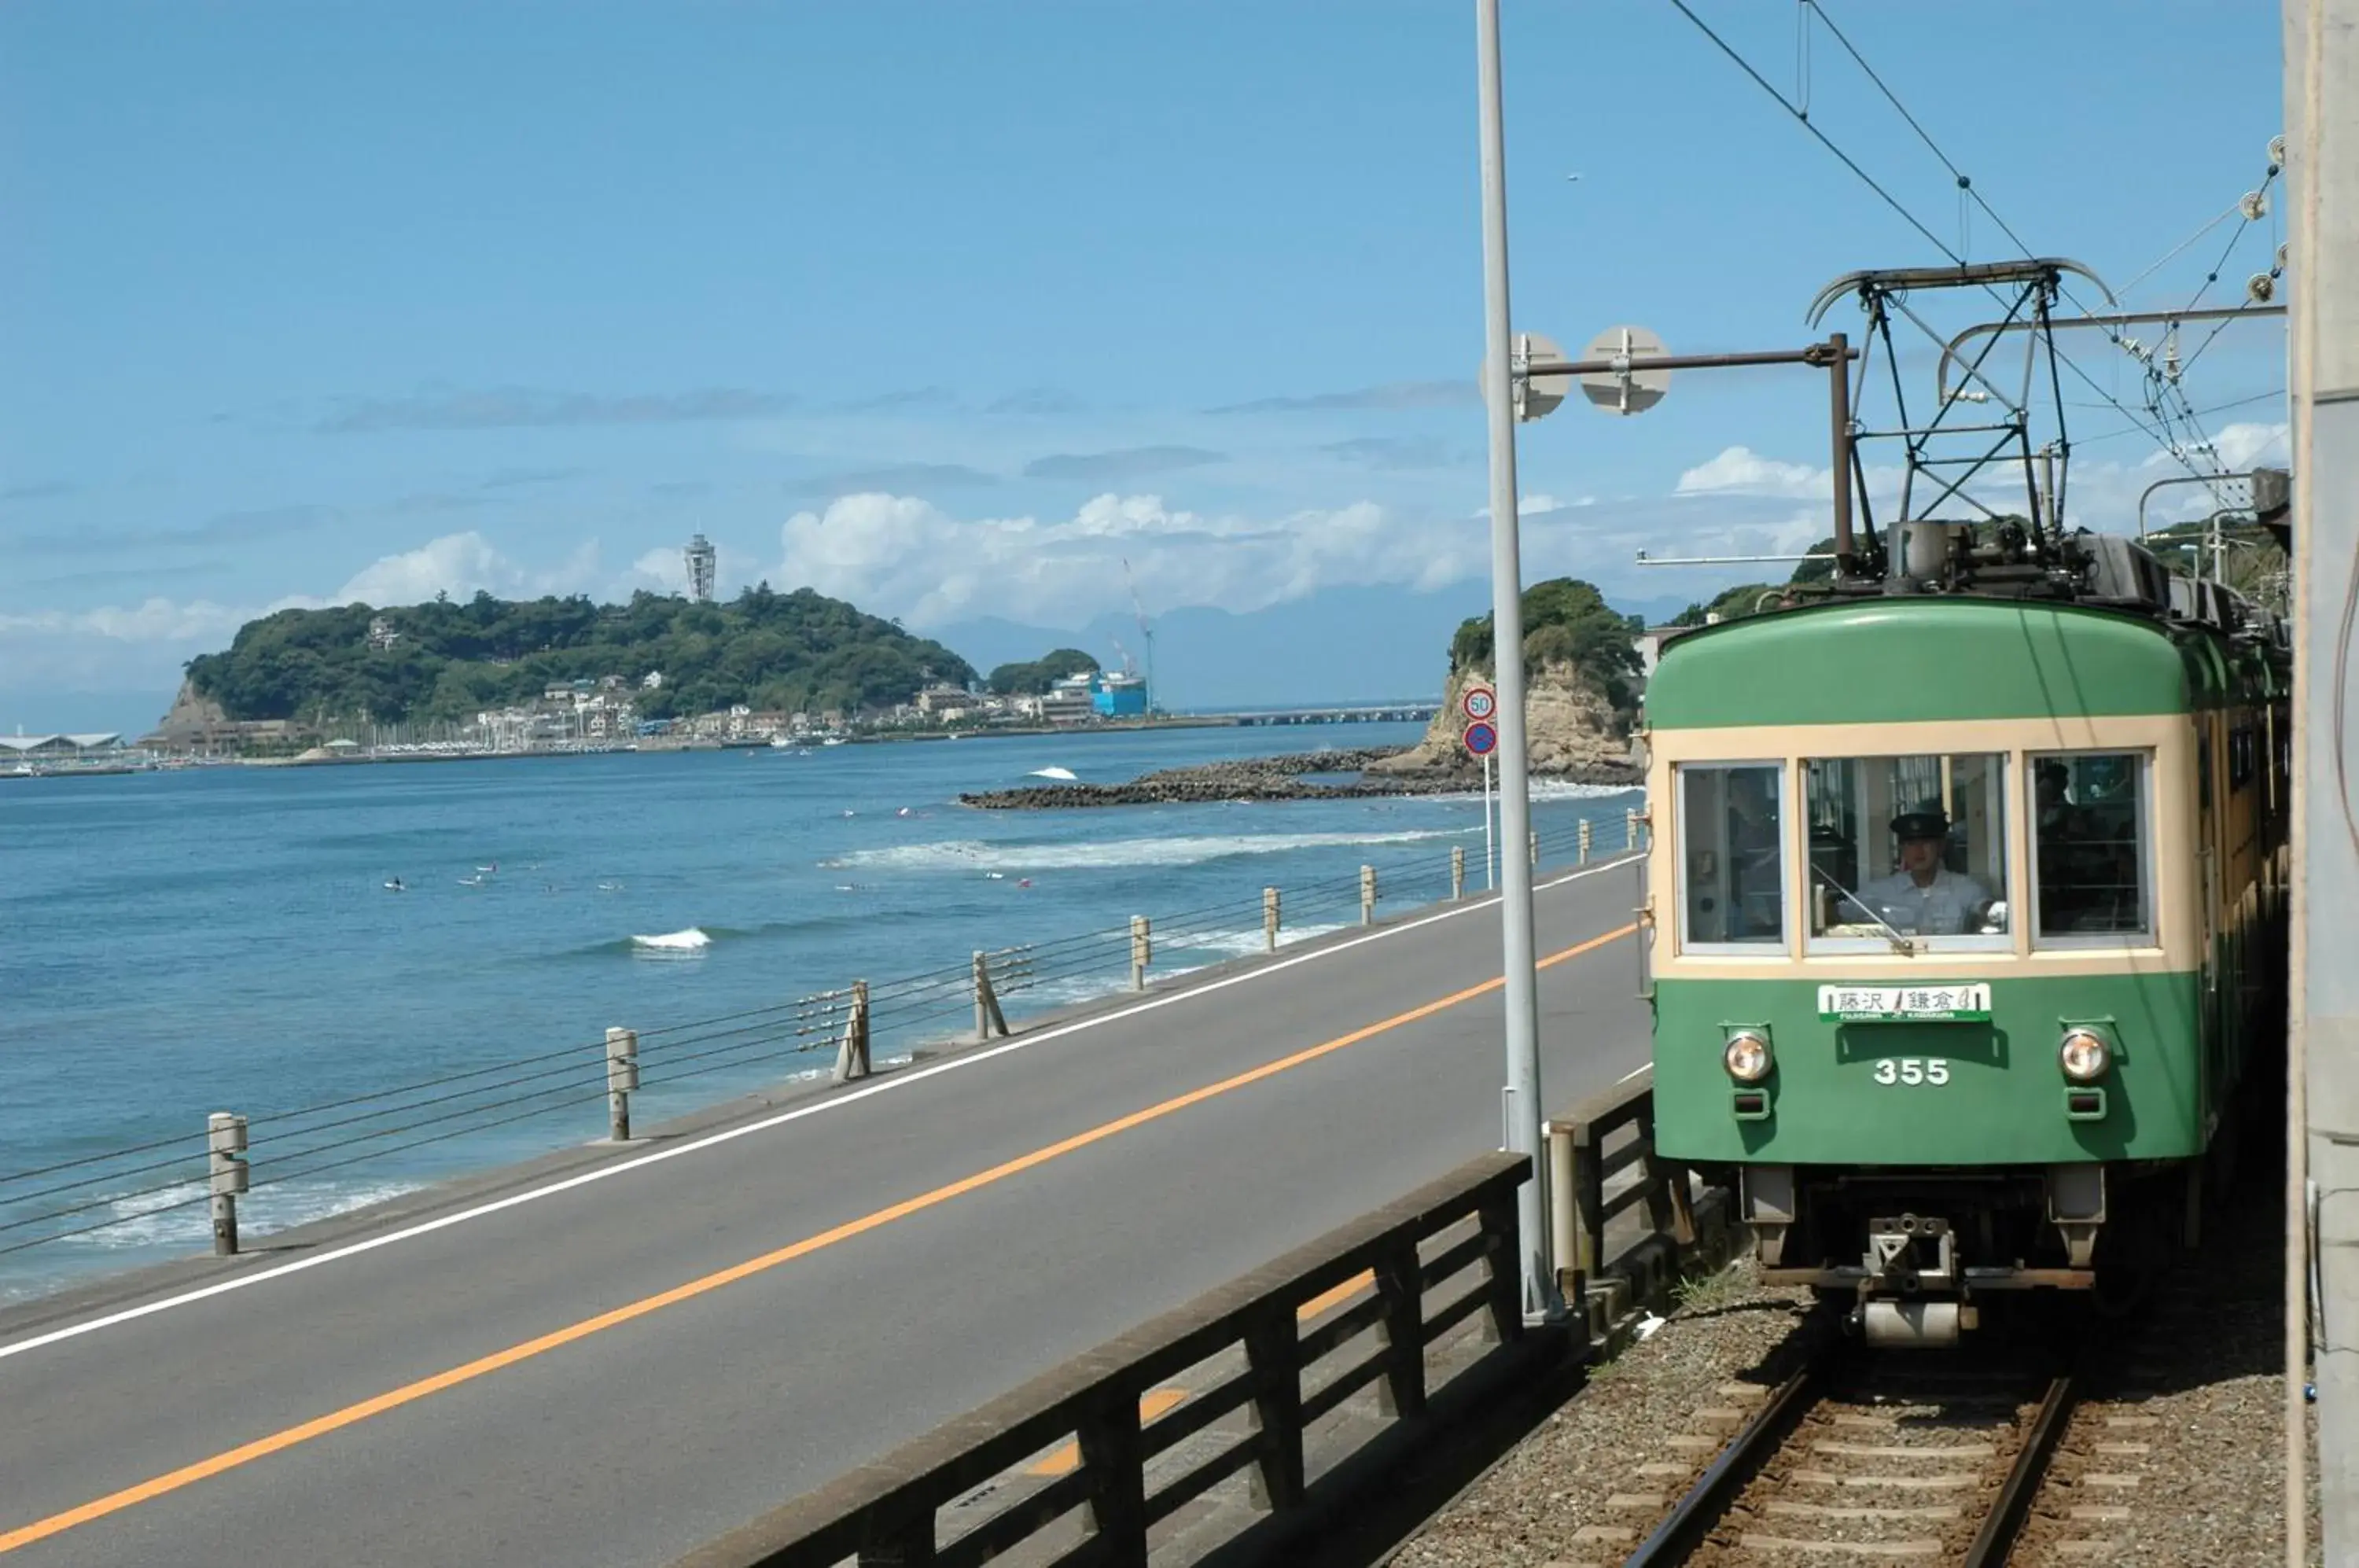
935;583;1693;711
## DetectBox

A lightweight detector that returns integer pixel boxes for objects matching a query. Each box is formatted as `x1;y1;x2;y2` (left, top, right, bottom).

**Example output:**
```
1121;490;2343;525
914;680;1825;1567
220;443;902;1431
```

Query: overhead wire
2070;389;2287;447
1670;0;2239;498
1663;0;1961;263
2116;201;2243;300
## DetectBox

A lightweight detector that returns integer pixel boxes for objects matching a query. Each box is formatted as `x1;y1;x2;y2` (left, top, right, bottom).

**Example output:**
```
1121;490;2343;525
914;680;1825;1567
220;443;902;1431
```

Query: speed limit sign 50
1461;686;1496;723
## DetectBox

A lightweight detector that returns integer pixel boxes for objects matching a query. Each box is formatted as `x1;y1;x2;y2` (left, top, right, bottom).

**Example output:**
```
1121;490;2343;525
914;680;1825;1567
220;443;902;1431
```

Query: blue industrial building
1091;672;1148;718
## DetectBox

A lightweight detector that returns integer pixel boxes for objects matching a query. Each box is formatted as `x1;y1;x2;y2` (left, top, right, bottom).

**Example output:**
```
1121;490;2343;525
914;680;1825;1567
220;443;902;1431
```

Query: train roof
1645;589;2284;731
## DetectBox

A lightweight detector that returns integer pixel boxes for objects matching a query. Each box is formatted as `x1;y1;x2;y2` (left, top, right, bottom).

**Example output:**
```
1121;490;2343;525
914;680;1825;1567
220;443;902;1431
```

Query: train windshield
1676;763;1787;950
2032;751;2152;940
1804;753;2010;948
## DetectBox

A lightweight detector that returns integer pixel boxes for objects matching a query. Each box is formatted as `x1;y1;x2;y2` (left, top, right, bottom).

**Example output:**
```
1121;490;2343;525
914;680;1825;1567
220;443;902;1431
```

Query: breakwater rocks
959;745;1638;810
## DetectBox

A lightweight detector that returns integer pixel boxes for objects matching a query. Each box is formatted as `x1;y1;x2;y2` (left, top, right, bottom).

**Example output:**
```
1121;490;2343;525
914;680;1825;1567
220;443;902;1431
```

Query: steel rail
1623;1349;2075;1568
1621;1351;1832;1567
1963;1371;2078;1566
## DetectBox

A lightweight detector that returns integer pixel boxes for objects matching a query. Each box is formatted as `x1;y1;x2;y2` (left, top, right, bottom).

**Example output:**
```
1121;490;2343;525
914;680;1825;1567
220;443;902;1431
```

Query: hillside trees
986;648;1101;695
184;585;974;724
1448;577;1643;726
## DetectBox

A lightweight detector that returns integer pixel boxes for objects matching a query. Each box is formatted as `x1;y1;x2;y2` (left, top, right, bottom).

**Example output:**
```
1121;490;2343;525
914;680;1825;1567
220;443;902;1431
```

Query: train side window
1803;753;2010;949
2031;751;2153;942
1676;763;1787;951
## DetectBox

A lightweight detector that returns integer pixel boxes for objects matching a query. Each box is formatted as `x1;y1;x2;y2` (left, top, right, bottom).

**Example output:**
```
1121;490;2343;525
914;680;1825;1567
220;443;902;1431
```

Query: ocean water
0;724;1639;1297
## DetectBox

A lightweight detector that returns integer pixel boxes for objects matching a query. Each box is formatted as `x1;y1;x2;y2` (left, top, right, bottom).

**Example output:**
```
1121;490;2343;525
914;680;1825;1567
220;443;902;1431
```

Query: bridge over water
1202;703;1441;727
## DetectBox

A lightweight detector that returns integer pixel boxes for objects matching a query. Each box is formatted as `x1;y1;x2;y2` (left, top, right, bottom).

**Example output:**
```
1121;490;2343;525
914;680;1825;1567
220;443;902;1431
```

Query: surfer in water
385;877;404;892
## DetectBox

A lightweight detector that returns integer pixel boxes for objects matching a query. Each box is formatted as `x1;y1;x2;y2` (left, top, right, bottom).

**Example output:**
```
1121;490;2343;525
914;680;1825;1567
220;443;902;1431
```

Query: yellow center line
1025;1268;1382;1478
1027;1387;1194;1478
1294;1268;1377;1323
0;922;1635;1555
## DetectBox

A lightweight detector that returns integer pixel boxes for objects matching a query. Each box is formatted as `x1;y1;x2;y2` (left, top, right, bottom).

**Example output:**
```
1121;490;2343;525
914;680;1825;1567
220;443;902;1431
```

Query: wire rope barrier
1;805;1647;1268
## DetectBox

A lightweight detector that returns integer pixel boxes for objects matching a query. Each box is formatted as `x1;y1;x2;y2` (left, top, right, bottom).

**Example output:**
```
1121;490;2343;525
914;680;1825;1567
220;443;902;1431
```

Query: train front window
1804;753;2009;948
2032;751;2153;941
1676;763;1787;950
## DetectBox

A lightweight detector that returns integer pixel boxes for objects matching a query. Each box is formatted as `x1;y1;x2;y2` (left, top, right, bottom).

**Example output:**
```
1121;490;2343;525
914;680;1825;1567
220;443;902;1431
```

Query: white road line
0;855;1640;1364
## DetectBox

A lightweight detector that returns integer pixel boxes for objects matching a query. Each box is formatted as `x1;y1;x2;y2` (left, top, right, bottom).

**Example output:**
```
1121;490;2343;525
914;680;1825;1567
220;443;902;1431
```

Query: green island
182;586;976;730
138;588;1239;760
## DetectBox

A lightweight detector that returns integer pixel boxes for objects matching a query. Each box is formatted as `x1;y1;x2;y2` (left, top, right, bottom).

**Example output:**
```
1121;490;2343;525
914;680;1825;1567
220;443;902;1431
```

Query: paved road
0;859;1648;1567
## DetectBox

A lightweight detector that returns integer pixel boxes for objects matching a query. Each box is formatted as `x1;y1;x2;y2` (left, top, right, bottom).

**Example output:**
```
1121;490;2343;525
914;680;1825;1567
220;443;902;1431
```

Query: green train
1642;524;2291;1345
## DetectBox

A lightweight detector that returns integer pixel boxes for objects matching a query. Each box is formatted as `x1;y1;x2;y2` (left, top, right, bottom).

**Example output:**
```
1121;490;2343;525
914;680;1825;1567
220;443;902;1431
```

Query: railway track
1620;1336;2078;1566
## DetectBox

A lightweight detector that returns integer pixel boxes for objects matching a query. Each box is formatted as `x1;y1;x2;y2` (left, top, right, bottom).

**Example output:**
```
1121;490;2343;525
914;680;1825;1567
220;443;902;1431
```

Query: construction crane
1120;558;1155;715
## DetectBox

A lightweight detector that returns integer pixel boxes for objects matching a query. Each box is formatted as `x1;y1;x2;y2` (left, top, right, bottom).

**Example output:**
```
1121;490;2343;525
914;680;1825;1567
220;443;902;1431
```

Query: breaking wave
631;928;712;952
47;1178;424;1253
824;829;1470;874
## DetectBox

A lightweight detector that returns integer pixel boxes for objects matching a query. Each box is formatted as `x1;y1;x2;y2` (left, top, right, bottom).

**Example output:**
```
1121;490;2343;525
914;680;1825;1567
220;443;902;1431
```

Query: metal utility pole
2288;2;2358;1562
1473;0;1553;1320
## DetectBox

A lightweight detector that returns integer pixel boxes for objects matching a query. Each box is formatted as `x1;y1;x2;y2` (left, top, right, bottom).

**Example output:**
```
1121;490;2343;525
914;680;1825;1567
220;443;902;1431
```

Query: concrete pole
1474;0;1555;1320
975;951;992;1043
1452;845;1467;900
605;1027;638;1142
833;982;871;1084
207;1112;247;1257
972;951;1010;1042
2289;3;2358;1559
1130;915;1151;991
1579;818;1592;865
1485;752;1496;892
1360;864;1378;926
1263;887;1280;952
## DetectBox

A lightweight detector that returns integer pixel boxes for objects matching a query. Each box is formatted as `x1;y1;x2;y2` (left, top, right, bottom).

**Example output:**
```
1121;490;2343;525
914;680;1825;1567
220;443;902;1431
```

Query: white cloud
11;414;2297;709
1470;493;1586;521
333;533;510;605
626;547;688;594
767;483;1864;631
330;530;602;605
0;532;605;701
771;490;1497;629
2210;420;2289;471
1675;447;1827;499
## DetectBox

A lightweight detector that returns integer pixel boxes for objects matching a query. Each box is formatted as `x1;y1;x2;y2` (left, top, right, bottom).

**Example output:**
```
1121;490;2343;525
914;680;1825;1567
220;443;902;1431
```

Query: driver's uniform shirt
1849;868;1992;936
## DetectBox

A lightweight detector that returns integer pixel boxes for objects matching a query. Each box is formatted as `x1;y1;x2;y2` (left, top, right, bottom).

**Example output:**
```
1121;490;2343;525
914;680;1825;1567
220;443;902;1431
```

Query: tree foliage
2144;517;2289;610
1448;578;1643;724
986;648;1101;695
1787;536;1839;584
185;584;976;724
1669;583;1782;627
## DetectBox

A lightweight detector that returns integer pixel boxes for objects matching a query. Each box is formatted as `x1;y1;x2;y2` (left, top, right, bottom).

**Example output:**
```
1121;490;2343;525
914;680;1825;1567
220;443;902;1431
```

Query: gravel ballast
1385;1264;1816;1566
1382;1148;2313;1567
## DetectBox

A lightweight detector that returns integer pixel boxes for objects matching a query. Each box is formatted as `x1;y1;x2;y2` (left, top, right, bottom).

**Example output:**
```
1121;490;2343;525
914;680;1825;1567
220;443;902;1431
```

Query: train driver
1849;809;1993;935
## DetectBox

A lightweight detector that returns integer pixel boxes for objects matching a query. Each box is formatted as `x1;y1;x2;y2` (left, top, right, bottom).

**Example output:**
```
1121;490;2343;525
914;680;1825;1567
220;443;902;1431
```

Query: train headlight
1724;1029;1773;1083
2059;1029;2111;1083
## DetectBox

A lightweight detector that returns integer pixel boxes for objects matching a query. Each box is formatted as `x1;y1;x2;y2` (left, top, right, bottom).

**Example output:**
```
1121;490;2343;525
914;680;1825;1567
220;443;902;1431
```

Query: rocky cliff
149;679;229;743
1365;660;1640;785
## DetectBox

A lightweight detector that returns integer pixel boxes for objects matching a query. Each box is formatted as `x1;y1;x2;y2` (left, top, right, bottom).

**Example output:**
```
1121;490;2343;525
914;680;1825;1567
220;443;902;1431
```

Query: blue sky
0;2;2290;729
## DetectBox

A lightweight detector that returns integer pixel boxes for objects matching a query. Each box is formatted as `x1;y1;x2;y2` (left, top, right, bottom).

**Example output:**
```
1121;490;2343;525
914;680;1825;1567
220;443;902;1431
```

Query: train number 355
1871;1058;1950;1086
